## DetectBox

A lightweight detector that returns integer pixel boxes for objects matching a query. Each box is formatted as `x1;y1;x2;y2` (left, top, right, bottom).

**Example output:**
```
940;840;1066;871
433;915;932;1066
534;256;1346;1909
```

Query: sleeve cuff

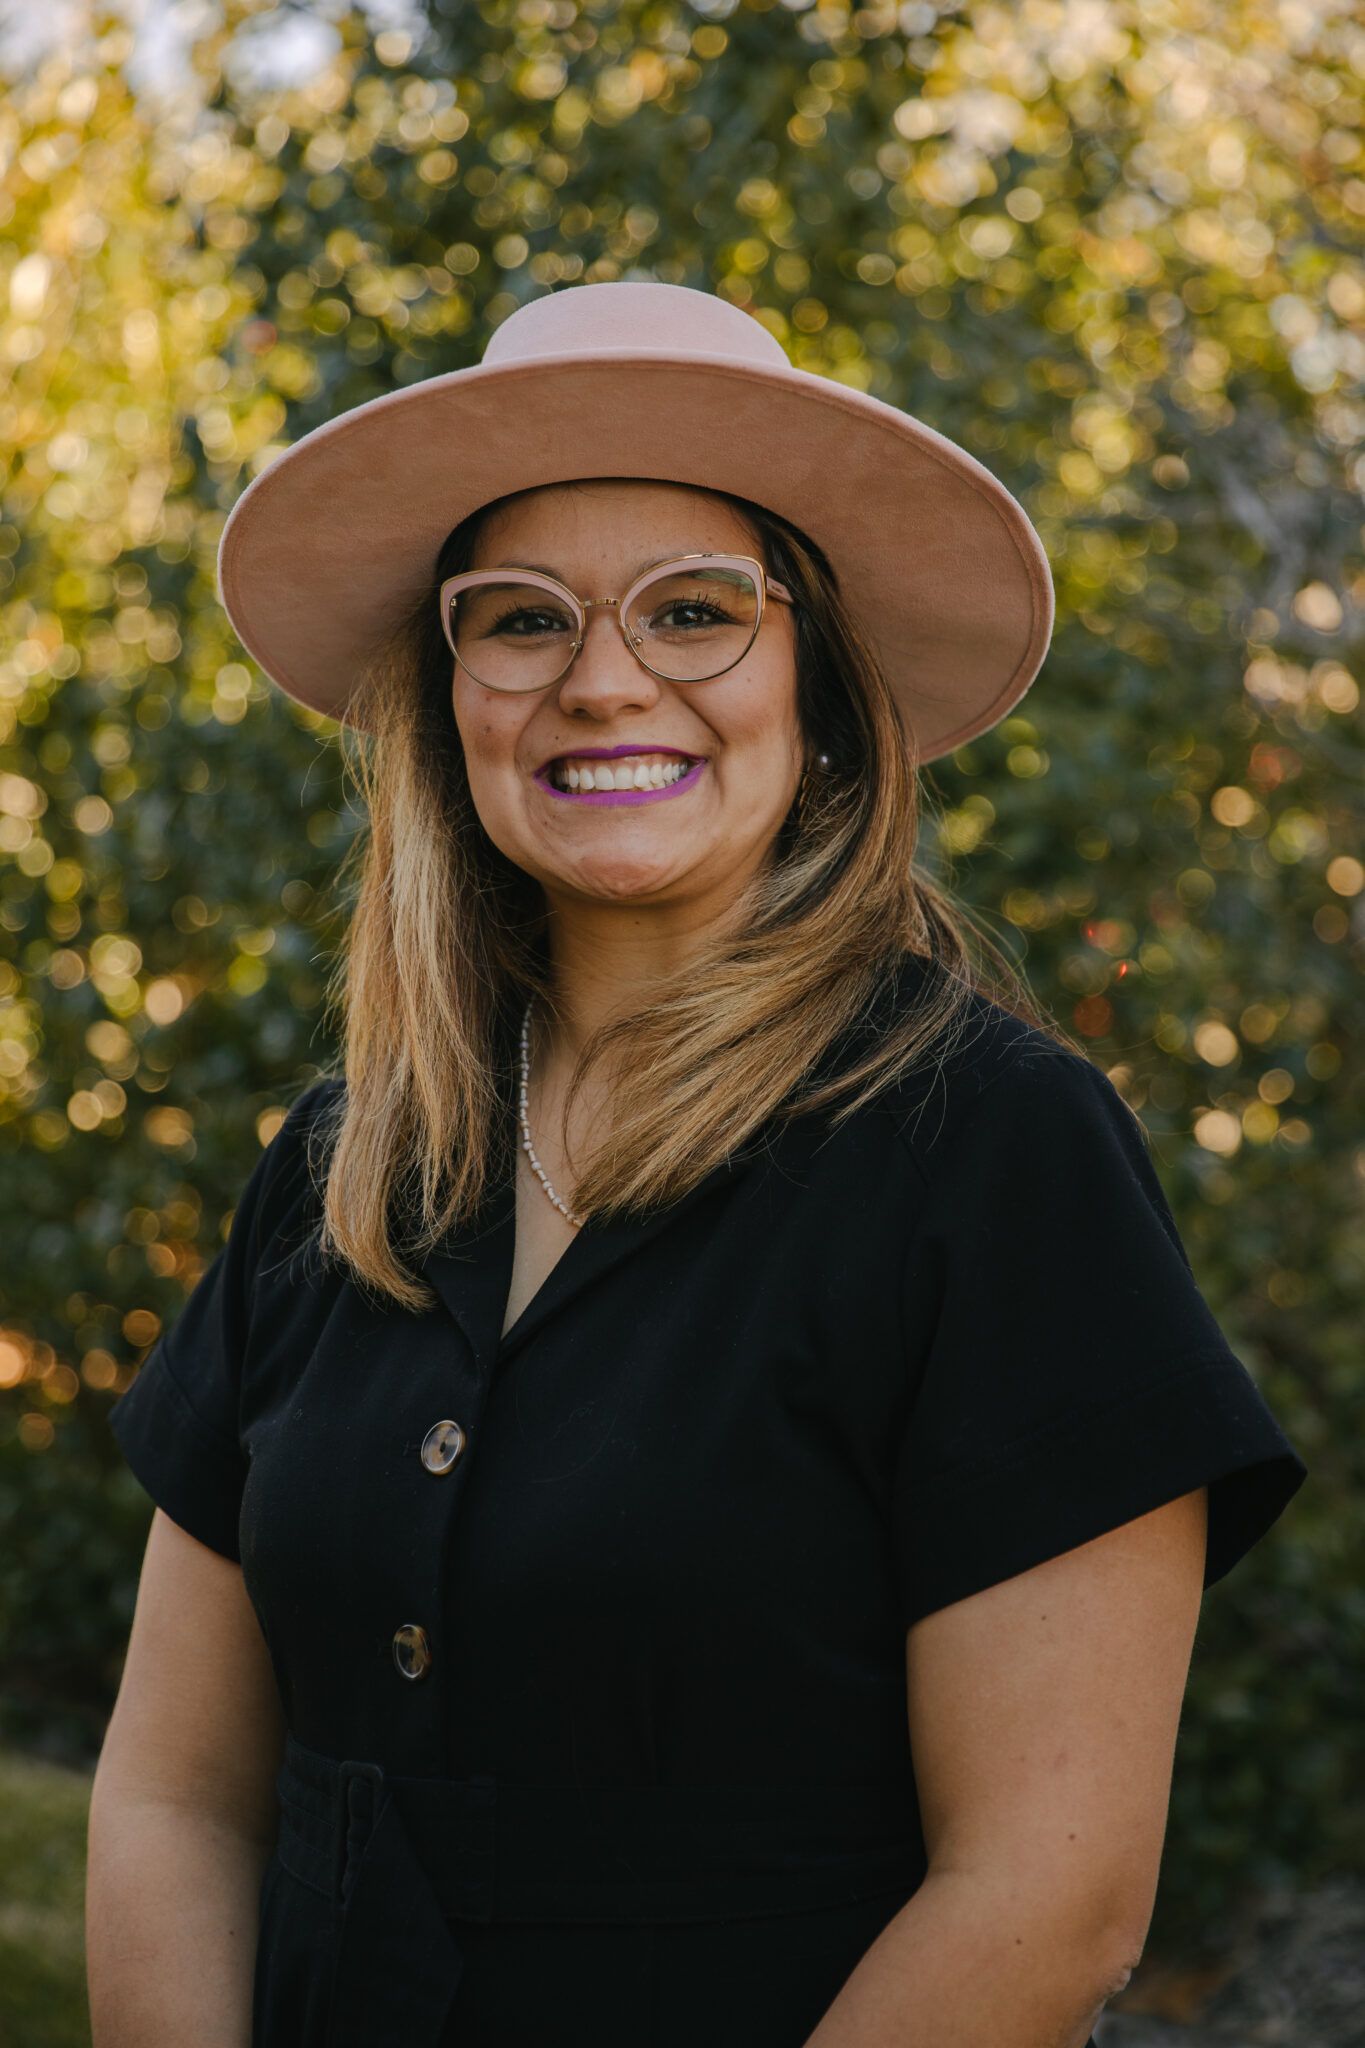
108;1348;247;1563
896;1352;1308;1630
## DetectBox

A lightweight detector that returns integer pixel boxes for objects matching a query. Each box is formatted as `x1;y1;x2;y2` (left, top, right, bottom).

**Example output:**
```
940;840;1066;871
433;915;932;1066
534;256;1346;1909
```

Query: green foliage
0;1750;91;2047
0;0;1362;1957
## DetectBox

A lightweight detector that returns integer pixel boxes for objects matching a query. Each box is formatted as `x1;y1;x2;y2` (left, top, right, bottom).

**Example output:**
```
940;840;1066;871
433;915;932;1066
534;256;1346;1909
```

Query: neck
536;884;747;1064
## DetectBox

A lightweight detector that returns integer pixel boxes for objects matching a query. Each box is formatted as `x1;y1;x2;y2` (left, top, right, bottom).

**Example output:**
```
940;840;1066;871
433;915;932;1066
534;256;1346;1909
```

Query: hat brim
216;348;1054;765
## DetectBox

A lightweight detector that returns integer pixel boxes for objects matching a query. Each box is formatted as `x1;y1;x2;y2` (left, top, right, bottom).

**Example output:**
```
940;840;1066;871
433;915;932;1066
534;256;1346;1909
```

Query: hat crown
481;281;790;371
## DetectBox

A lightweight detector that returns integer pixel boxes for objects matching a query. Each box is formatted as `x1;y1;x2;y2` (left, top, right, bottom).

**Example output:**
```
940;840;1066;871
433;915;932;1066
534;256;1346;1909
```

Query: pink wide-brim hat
217;281;1054;764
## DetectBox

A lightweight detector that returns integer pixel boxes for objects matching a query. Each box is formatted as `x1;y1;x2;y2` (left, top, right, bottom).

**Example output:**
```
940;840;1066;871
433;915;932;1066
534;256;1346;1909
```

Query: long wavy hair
318;481;1074;1308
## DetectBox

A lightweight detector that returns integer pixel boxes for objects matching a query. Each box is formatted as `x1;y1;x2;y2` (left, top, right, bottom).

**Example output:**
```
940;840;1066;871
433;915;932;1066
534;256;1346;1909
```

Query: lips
533;746;705;808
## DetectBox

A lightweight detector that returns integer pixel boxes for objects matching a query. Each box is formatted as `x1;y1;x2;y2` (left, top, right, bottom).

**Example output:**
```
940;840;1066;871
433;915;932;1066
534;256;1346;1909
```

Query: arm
804;1484;1208;2048
87;1509;286;2048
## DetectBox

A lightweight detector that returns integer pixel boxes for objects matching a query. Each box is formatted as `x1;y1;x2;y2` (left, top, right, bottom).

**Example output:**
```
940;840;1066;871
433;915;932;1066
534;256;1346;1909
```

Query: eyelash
487;603;571;633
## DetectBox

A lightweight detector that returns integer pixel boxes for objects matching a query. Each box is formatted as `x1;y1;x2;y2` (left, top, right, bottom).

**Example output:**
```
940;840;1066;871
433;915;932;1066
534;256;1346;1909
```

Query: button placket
391;1326;483;1713
393;1415;468;1687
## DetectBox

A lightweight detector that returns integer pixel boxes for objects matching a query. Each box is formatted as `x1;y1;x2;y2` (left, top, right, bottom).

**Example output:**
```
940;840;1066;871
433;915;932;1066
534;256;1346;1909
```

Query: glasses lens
450;579;578;692
624;564;760;682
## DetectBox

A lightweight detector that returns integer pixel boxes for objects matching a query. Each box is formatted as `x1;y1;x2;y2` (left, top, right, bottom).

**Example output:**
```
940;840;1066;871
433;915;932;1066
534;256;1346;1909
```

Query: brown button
420;1420;467;1475
392;1623;432;1682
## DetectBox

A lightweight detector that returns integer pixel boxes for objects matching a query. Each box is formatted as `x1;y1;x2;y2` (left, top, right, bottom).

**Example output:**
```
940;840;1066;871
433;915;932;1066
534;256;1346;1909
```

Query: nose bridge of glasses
578;596;630;651
578;595;650;666
539;593;644;687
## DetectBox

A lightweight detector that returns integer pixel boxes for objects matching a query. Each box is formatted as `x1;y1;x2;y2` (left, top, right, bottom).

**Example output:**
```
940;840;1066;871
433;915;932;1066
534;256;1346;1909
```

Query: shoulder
278;1072;346;1169
860;959;1145;1193
234;1075;346;1275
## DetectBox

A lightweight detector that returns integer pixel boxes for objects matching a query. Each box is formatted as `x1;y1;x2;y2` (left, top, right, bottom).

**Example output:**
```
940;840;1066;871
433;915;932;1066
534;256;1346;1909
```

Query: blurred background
0;0;1361;2041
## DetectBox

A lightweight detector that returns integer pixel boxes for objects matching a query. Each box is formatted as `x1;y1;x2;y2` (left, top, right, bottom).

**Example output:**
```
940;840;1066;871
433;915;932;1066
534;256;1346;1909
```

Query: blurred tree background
0;0;1361;1975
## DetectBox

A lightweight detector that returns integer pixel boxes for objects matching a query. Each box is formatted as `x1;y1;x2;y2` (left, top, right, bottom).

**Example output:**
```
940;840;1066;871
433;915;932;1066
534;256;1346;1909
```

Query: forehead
470;478;760;571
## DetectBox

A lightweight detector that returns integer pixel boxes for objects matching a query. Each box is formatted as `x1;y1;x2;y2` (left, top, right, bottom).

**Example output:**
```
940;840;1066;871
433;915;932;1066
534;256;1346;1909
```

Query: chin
557;851;691;902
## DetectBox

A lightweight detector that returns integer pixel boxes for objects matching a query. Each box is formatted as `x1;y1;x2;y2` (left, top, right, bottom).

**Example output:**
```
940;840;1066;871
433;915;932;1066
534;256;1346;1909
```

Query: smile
534;748;705;807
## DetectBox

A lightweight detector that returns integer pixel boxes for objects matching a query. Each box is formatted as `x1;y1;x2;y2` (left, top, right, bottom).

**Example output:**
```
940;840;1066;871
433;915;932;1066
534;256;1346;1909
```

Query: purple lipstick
534;744;705;808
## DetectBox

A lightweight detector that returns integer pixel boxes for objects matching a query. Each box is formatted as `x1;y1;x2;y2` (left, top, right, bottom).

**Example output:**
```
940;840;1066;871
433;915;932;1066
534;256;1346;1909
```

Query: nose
555;606;662;720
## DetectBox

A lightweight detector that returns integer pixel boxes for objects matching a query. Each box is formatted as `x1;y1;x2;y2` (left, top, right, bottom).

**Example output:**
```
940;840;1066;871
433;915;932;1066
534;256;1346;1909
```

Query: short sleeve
891;1048;1307;1629
108;1083;334;1562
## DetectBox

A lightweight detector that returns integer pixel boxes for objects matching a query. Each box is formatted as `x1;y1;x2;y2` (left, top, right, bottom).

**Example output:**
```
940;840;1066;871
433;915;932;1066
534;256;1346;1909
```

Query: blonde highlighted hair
318;484;1075;1308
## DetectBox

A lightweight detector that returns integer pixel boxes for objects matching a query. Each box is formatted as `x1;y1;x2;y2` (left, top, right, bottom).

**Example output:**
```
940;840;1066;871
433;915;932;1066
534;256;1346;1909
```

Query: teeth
547;754;694;793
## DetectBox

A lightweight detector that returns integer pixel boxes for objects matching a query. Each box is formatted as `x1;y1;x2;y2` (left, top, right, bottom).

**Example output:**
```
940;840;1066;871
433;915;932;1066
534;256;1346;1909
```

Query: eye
487;603;574;638
652;597;734;630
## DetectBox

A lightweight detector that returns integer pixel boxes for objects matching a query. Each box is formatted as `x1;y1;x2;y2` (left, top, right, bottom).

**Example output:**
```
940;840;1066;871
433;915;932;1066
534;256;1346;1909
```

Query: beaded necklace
518;1001;585;1229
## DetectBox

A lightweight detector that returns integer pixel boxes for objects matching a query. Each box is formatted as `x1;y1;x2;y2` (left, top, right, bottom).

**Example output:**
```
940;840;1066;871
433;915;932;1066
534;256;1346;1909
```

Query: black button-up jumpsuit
110;971;1306;2047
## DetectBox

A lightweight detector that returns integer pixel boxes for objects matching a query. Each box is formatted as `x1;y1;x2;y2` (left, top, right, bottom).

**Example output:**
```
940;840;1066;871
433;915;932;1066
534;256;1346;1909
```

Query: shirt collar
416;1135;764;1375
411;967;932;1371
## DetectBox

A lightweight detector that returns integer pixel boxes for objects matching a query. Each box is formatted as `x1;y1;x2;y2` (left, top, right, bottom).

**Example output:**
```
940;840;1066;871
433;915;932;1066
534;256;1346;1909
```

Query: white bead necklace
518;1000;584;1229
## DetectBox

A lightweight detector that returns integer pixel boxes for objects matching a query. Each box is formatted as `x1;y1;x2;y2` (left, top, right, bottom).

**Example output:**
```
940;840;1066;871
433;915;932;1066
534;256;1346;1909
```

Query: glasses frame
438;552;795;696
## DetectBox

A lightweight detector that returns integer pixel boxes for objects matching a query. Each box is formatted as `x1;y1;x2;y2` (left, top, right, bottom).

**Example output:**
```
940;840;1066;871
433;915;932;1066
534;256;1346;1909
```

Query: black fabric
109;961;1306;2048
274;1733;925;1922
260;1732;928;2047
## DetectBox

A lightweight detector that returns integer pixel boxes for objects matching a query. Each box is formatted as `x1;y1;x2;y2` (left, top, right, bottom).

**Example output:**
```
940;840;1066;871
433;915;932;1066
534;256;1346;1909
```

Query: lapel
409;971;890;1381
405;966;932;1378
496;1145;761;1366
416;1177;517;1384
417;1137;771;1378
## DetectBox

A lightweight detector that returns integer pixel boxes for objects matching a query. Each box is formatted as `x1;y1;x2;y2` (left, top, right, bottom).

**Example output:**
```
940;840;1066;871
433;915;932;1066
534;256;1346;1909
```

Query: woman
87;283;1305;2048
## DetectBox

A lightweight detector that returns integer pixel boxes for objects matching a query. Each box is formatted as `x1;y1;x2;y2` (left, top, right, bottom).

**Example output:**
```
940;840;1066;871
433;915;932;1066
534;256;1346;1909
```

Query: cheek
450;711;540;853
718;657;802;762
452;691;525;783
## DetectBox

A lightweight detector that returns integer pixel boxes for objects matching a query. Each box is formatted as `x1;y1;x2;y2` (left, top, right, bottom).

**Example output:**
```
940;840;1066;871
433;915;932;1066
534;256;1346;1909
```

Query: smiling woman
319;467;974;1316
88;284;1304;2048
